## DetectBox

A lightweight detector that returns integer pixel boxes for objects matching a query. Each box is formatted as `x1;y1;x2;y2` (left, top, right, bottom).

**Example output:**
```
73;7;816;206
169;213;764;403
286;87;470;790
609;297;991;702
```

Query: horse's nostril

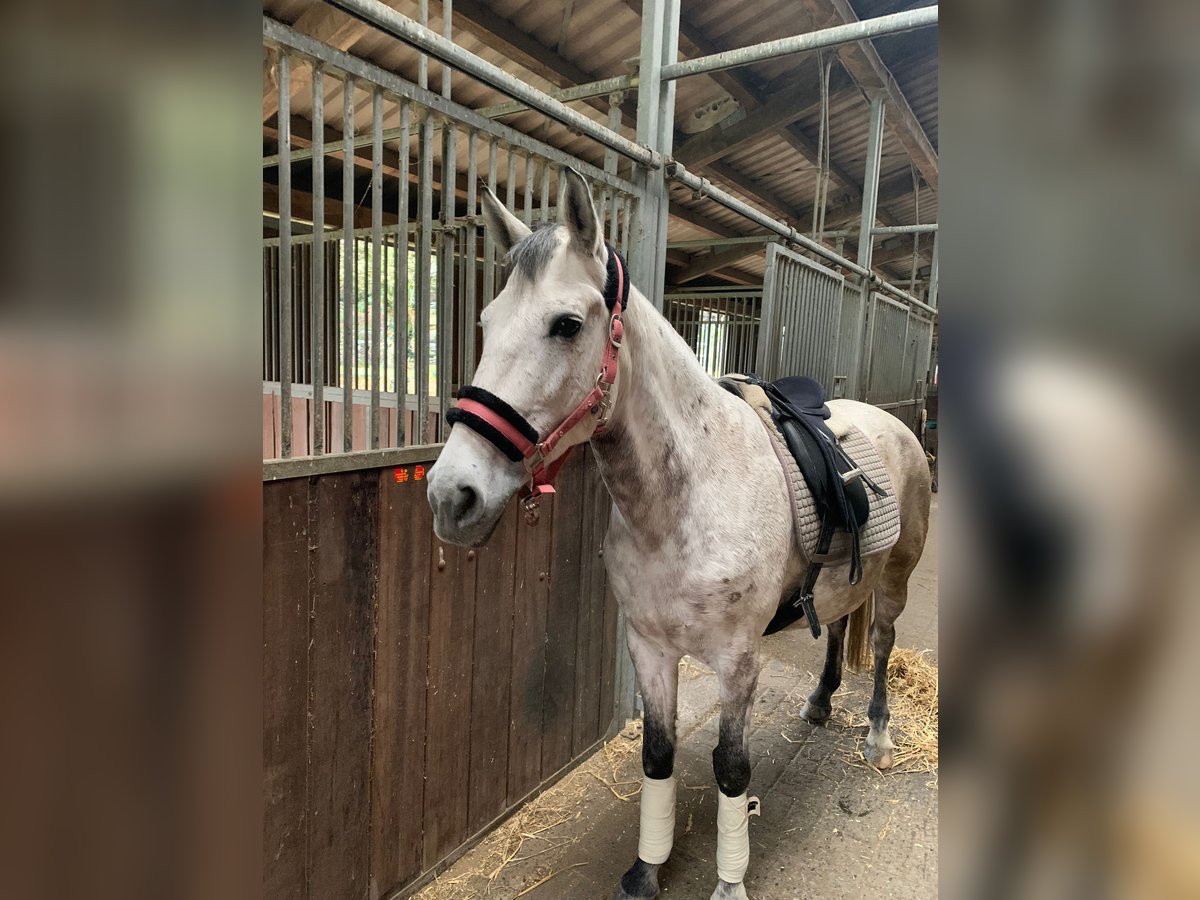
454;485;478;520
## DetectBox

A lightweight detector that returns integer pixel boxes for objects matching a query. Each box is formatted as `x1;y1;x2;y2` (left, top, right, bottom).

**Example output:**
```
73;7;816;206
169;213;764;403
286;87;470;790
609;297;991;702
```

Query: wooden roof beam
795;0;938;190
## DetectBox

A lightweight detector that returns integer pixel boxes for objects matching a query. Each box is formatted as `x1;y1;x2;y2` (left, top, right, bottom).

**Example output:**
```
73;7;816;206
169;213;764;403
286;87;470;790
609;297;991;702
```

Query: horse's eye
549;315;582;339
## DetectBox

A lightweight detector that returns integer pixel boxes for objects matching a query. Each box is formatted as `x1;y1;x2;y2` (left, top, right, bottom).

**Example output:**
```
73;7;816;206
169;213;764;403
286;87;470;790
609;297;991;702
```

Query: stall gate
755;243;934;427
262;17;642;462
664;288;762;377
262;15;646;900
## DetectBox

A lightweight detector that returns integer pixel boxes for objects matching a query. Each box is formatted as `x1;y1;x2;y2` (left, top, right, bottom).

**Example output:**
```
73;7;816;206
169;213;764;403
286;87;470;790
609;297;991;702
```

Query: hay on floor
416;720;644;900
830;647;939;773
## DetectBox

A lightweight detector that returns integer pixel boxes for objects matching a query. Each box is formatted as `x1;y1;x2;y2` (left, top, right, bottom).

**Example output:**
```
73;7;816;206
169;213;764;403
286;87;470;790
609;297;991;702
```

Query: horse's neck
592;287;719;529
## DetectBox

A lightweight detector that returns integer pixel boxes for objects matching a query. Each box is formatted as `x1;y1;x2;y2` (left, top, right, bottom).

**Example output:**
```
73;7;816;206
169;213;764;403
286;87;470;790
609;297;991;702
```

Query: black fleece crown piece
604;244;630;311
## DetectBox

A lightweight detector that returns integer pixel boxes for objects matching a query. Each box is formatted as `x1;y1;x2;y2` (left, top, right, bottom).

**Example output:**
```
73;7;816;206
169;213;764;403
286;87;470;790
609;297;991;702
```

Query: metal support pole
854;95;886;402
311;65;325;455
322;0;658;166
660;7;938;81
278;54;293;459
630;0;680;310
928;230;939;311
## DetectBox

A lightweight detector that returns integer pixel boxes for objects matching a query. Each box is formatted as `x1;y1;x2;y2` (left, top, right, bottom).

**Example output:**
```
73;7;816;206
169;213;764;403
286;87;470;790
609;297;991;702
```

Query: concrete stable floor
417;498;938;900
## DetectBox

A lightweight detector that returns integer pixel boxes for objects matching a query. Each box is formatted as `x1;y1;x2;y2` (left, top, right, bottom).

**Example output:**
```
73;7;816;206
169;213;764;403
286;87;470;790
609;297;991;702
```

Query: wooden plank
506;496;553;804
466;503;519;833
572;449;607;754
422;523;479;868
263;393;276;460
371;465;434;896
263;478;311;900
308;472;378;900
291;397;310;457
540;453;585;776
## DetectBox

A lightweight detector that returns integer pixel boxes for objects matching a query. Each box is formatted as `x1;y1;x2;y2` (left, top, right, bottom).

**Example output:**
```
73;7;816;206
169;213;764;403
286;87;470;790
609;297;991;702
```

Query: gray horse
428;169;931;900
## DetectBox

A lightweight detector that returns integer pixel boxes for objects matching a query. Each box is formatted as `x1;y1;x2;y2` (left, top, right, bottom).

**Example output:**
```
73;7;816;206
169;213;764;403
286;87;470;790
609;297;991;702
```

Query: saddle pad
752;405;901;565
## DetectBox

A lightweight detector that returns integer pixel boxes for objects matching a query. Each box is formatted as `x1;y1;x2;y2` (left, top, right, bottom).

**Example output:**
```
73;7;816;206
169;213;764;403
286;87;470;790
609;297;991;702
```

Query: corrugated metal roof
264;0;937;286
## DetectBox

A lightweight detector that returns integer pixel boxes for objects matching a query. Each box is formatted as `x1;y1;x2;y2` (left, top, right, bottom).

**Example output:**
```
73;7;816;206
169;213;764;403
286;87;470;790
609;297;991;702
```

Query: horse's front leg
709;648;762;900
614;627;681;900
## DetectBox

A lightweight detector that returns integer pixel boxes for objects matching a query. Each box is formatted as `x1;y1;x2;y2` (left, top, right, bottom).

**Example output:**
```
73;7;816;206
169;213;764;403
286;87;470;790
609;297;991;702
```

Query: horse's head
428;168;618;546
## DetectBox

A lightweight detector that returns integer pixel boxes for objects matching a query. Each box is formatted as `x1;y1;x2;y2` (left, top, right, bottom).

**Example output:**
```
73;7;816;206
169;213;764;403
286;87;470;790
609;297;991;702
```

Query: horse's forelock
506;223;564;283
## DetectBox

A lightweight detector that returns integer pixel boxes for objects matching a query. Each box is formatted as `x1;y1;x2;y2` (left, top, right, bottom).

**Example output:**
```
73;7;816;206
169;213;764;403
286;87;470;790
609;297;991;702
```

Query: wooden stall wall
264;447;618;900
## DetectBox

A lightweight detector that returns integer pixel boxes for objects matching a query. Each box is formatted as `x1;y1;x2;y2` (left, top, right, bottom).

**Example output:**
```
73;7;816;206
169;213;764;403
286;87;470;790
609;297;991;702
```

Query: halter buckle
608;312;624;348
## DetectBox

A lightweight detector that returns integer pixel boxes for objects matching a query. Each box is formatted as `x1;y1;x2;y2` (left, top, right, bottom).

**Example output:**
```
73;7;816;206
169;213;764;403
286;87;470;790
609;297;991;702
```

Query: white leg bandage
637;775;677;864
716;792;758;884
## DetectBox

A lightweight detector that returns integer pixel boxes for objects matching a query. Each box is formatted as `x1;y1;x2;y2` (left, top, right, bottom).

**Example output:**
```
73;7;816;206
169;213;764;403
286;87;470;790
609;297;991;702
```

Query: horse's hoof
864;736;895;770
613;859;660;899
710;879;750;900
799;699;831;725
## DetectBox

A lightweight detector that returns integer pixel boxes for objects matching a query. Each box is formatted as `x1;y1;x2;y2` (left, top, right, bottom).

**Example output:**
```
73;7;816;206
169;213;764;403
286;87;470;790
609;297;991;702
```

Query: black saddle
719;374;888;638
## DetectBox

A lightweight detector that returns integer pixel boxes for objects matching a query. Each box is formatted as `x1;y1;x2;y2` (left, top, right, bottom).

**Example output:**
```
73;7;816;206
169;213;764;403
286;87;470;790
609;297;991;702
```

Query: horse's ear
479;184;531;256
559;167;603;260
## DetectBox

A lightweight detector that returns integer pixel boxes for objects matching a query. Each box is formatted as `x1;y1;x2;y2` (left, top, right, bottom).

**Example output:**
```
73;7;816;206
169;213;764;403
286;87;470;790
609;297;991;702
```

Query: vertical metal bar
370;89;384;449
483;138;497;306
523;153;534;227
342;78;355;451
928;230;939;311
418;0;429;89
417;111;434;443
439;119;457;440
505;148;517;216
311;65;325;454
465;130;478;381
756;245;777;377
609;191;620;245
539;159;550;222
278;54;293;459
441;0;453;99
854;95;886;401
396;101;410;446
631;0;680;309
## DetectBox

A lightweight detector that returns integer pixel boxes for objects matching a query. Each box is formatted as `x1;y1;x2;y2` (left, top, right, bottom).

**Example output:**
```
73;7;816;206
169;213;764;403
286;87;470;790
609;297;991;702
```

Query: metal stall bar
318;0;658;167
475;74;637;120
311;65;325;455
873;224;938;235
483;138;497;307
416;111;434;443
370;89;384;449
928;230;939;311
263;18;642;198
278;54;293;459
439;120;458;439
660;7;939;81
341;81;356;451
464;130;478;382
855;95;886;401
396;102;410;446
523;153;535;227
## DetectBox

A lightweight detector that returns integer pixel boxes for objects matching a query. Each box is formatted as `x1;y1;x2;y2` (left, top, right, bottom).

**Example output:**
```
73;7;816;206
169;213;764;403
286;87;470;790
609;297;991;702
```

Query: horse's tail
844;591;874;673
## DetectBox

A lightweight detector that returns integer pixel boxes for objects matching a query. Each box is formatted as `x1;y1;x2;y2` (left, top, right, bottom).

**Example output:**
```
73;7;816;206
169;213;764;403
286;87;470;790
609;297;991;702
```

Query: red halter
445;244;629;524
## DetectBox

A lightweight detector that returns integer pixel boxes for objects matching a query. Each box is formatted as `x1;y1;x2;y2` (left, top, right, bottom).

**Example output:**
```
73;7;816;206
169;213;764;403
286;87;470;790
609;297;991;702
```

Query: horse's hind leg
864;563;911;770
800;615;849;725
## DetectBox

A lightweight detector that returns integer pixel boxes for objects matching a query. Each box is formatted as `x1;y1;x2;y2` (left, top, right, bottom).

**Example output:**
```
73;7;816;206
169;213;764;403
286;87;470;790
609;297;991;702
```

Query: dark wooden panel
308;473;378;900
264;478;311;900
422;528;478;868
506;497;553;804
541;453;585;775
371;468;434;897
573;449;608;754
596;457;619;736
467;503;519;833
